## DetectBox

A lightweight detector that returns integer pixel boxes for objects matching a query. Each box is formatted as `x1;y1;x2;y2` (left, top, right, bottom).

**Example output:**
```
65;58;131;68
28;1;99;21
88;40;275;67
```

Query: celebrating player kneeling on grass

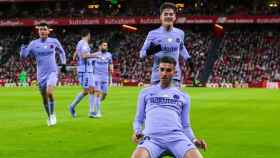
131;56;207;158
20;23;67;126
90;41;113;118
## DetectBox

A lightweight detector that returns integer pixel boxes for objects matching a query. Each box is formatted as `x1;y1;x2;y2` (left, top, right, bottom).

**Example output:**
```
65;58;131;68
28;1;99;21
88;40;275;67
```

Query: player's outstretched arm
81;52;99;59
182;95;208;151
55;39;67;73
146;42;161;56
20;45;27;58
55;39;66;65
179;31;192;63
181;95;196;141
19;42;33;59
140;32;160;59
132;91;146;143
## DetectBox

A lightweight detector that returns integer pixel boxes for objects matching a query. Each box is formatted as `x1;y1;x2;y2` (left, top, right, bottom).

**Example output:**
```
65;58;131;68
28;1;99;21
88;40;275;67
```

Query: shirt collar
159;26;174;32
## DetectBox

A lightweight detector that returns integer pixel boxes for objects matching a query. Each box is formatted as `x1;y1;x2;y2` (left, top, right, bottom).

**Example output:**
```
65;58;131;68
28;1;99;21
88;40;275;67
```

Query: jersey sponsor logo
162;45;179;52
95;56;110;65
149;96;183;107
96;61;109;65
38;51;53;56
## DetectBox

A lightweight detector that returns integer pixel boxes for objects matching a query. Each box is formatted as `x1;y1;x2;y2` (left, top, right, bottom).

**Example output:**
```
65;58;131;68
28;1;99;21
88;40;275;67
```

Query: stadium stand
0;0;279;88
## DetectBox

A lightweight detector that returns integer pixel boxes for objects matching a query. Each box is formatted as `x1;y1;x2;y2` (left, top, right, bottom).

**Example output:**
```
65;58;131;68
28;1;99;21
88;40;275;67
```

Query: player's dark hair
159;56;176;66
37;22;49;28
160;2;177;15
99;40;107;46
81;29;91;37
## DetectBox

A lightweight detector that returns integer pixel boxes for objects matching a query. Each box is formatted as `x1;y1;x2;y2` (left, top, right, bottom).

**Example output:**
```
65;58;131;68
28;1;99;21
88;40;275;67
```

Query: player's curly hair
160;2;177;15
37;22;49;28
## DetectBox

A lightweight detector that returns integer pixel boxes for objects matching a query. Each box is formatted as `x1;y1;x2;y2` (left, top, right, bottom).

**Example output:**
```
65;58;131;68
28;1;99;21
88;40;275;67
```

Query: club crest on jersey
173;94;179;99
176;38;180;43
49;44;54;49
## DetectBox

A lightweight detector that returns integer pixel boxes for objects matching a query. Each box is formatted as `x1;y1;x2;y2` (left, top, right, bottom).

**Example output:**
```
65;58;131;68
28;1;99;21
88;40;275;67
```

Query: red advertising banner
0;16;280;27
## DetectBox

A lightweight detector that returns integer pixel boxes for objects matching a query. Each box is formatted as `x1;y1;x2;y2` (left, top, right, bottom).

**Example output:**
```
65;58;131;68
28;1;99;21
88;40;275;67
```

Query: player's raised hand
146;42;161;56
193;139;207;151
131;132;144;144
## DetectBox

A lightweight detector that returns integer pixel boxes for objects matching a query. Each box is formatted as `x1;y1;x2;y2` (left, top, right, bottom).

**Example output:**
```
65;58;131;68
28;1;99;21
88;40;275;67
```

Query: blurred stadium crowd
0;0;279;19
0;25;279;86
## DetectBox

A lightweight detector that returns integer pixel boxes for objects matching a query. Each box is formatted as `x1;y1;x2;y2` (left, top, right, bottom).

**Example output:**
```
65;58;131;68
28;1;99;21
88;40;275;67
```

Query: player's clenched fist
193;139;208;151
131;133;144;144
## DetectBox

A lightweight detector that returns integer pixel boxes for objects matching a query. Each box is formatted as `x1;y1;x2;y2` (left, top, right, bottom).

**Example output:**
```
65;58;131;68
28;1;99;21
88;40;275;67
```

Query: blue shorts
78;72;94;89
93;80;108;93
137;134;196;158
38;71;58;90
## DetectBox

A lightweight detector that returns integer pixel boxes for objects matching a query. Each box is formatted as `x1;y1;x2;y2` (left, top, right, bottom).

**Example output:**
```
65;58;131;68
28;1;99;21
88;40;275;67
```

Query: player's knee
89;87;95;94
131;148;150;158
95;91;101;97
83;89;89;95
184;149;203;158
46;90;53;97
46;86;54;96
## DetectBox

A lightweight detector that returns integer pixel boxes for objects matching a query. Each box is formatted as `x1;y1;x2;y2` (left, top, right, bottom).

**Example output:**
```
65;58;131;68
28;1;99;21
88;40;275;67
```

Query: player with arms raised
140;2;195;87
20;23;67;126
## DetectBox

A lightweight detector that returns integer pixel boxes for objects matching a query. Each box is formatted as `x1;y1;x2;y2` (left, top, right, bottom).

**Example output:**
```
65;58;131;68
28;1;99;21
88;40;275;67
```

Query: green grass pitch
0;87;279;158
